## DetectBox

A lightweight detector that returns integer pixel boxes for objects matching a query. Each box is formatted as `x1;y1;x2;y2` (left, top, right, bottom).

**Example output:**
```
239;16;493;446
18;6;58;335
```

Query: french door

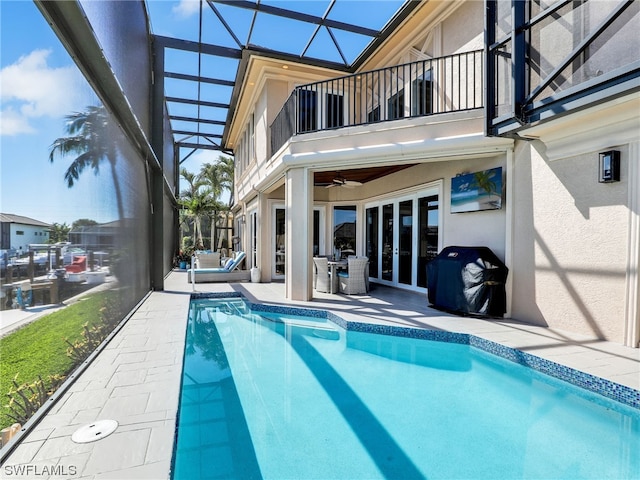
271;205;325;280
366;187;440;291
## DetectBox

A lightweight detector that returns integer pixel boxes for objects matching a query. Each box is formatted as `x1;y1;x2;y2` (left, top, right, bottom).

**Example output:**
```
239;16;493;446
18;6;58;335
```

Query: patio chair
187;251;249;283
313;257;338;293
338;256;369;295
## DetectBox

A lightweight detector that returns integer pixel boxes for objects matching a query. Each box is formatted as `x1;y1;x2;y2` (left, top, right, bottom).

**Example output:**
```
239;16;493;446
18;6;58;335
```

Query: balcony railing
271;50;483;154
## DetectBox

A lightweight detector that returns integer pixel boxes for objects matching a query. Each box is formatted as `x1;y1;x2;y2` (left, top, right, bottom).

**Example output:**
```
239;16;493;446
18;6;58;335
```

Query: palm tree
215;155;235;208
199;156;235;249
199;161;225;249
49;105;125;221
179;168;212;249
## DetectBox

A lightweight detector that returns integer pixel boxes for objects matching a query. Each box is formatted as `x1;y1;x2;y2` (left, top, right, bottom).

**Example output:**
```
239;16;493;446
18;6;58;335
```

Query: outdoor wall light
598;150;620;183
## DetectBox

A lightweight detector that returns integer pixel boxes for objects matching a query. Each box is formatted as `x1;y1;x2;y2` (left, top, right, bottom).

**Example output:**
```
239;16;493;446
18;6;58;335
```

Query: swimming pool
172;295;640;480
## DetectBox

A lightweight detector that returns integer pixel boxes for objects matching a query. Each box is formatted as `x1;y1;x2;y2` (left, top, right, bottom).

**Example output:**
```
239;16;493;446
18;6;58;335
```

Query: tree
49;105;125;221
199;156;234;249
48;223;71;244
215;155;235;208
179;168;213;249
71;218;98;230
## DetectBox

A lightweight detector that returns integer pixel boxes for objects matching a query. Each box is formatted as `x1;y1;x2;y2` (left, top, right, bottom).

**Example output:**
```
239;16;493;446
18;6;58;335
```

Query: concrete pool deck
1;270;638;479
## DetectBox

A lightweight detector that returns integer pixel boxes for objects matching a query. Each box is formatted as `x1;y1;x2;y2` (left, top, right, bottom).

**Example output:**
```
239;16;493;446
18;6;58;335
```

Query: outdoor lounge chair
195;251;220;268
337;256;369;295
187;251;249;283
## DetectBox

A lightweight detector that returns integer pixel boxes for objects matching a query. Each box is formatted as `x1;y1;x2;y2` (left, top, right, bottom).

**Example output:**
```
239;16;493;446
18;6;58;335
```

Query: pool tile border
193;293;640;410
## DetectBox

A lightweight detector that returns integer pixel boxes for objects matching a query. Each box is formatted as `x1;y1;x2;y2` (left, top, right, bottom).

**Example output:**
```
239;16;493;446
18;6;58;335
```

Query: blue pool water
172;297;640;480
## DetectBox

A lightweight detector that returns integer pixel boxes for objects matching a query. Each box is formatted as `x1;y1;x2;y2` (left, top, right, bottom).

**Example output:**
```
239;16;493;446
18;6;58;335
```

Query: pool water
172;297;640;480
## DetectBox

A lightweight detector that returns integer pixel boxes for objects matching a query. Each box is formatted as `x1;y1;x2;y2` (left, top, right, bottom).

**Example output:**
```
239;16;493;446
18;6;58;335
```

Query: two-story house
225;0;639;348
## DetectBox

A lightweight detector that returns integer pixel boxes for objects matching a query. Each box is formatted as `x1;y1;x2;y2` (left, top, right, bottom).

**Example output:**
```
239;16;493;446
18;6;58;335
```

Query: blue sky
1;0;403;225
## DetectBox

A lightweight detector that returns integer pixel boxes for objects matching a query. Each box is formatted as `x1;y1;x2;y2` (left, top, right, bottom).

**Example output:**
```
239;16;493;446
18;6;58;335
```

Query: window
418;195;439;288
313;210;320;256
366;207;379;279
274;208;286;276
251;212;257;267
333;205;356;258
16;230;24;235
367;106;380;123
298;89;317;132
411;71;432;116
387;89;404;120
325;93;344;128
248;113;255;164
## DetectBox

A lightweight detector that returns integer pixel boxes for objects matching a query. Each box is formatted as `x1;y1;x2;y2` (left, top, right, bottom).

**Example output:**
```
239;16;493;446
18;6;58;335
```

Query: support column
258;193;271;282
504;147;515;318
150;37;166;290
624;141;640;348
285;167;313;300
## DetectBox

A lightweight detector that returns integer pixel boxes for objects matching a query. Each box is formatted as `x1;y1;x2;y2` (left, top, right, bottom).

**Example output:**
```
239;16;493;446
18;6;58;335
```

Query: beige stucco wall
441;0;484;54
342;158;507;258
510;142;630;342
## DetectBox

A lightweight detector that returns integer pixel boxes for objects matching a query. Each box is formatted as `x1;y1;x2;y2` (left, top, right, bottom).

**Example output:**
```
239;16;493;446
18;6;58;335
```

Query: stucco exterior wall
9;224;49;251
511;141;630;342
440;0;484;54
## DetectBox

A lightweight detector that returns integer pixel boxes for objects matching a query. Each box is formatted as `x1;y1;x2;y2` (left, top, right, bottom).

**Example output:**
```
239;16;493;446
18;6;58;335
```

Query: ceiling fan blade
344;180;362;187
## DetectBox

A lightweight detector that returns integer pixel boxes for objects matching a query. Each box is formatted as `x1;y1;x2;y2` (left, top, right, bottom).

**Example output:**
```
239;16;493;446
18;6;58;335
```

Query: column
285;167;313;300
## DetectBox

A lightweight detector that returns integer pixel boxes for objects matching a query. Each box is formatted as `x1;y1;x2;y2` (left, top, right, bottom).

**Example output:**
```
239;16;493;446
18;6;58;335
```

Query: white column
504;147;515;318
285;167;313;300
259;193;272;282
624;141;640;348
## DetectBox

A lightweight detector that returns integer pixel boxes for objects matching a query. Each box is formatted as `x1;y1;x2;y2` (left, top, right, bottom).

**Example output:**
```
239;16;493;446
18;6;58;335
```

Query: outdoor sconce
599;150;620;183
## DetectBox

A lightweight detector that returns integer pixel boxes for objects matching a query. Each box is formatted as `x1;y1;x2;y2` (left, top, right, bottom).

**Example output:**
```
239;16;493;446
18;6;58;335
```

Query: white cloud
0;49;85;136
172;0;201;18
0;107;36;135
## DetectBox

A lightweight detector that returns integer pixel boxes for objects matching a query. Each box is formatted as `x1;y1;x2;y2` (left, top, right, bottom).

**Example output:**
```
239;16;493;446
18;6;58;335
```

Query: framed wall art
451;167;503;213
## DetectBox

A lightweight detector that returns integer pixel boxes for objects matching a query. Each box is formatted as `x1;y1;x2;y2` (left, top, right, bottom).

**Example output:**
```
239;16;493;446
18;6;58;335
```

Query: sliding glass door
365;187;440;291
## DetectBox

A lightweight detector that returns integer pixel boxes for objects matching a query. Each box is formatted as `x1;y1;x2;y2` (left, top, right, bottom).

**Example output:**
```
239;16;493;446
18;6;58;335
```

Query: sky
1;0;403;226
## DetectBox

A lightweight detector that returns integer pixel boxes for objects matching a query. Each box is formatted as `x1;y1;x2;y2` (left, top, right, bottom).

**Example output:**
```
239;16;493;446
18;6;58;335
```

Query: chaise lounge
187;251;250;283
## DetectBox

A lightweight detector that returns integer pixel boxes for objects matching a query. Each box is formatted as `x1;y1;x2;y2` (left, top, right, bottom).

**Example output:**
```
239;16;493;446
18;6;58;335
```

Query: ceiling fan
325;173;363;189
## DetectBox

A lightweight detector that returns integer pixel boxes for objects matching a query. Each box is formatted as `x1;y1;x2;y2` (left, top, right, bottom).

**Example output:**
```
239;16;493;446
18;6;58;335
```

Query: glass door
398;200;413;285
366;207;379;280
250;210;257;269
365;186;440;291
273;207;285;279
381;203;394;281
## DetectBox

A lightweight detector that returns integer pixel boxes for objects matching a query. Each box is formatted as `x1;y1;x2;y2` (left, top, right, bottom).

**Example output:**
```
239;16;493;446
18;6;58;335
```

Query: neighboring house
227;0;639;348
68;221;118;251
0;213;51;252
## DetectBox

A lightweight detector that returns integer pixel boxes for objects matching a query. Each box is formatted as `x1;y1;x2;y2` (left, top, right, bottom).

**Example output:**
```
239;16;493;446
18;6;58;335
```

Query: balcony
271;50;484;155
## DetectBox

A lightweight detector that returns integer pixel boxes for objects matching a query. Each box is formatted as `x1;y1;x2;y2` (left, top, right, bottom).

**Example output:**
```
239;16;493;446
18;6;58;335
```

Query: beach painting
451;167;503;213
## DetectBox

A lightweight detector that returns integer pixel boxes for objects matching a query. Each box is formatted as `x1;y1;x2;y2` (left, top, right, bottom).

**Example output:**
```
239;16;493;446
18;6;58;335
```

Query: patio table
327;260;347;294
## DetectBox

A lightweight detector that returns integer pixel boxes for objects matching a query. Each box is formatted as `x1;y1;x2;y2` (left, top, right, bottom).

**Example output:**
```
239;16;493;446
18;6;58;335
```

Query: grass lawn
0;291;114;429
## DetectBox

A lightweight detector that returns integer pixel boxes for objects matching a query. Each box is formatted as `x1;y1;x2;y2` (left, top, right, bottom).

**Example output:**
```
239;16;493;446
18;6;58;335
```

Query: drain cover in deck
71;419;118;443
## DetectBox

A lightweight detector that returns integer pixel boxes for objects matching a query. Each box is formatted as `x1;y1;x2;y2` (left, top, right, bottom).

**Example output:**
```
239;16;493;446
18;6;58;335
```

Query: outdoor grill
426;246;508;317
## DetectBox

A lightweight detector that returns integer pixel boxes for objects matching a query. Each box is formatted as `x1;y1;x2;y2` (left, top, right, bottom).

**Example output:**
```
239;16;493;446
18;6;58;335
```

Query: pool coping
194;291;640;410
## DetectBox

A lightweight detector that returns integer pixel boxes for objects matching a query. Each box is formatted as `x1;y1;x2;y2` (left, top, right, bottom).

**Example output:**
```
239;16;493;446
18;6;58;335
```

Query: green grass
0;291;113;428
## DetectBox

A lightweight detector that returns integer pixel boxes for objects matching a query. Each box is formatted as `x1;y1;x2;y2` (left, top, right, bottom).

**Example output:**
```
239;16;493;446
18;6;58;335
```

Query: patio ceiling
313;165;413;187
150;0;420;159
